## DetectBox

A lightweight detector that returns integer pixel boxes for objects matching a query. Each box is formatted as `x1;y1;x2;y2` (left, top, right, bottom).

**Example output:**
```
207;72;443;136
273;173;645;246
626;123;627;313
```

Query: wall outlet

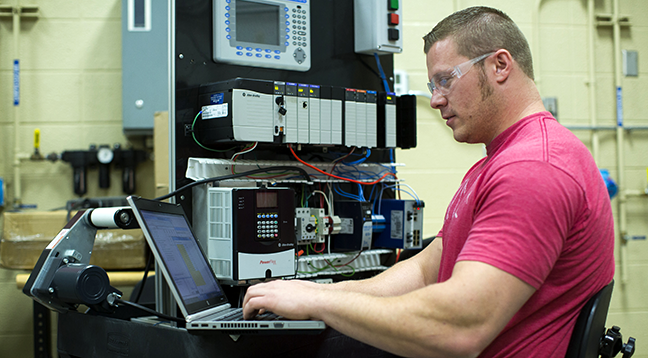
542;97;558;120
623;50;638;77
393;69;409;96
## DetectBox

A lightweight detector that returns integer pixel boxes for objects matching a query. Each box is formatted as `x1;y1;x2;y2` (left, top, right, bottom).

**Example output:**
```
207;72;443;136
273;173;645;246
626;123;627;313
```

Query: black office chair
565;280;636;358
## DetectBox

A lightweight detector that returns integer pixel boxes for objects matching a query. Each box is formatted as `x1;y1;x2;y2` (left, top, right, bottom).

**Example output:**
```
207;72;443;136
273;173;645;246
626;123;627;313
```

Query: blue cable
334;184;365;202
383;184;421;205
374;53;391;93
344;149;371;165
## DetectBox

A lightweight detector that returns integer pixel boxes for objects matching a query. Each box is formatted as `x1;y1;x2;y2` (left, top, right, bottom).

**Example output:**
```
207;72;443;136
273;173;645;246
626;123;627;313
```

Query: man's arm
331;237;443;296
243;260;535;358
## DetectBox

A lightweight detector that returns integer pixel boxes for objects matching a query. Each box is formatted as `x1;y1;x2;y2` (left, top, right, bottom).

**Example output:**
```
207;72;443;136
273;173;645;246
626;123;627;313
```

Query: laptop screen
135;201;228;315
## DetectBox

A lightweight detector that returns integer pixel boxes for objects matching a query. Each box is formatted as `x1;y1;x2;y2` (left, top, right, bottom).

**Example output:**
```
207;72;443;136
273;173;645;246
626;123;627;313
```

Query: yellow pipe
16;272;146;290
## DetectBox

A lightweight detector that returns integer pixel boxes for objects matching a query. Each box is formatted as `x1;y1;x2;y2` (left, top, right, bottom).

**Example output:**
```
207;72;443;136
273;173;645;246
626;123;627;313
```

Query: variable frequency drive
192;185;296;282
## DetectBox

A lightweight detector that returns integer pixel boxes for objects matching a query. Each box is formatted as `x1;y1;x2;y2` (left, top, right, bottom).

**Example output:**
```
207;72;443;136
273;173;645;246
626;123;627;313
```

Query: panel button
388;13;399;25
388;0;399;10
388;28;399;41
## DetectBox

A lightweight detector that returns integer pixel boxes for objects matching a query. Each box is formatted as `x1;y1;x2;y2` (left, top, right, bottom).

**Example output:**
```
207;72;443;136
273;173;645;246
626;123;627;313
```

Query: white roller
89;207;131;228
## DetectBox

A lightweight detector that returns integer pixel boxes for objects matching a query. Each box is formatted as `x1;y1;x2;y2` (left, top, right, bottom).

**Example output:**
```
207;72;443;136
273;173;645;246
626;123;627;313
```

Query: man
243;6;615;357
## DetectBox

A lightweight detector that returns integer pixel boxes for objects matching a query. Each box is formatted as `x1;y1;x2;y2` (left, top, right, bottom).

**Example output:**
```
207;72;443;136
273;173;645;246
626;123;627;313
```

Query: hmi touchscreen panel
213;0;311;71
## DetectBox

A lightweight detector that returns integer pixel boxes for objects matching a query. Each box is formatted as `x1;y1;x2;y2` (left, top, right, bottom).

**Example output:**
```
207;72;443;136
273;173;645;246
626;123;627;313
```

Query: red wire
312;243;326;253
288;145;395;185
330;147;355;174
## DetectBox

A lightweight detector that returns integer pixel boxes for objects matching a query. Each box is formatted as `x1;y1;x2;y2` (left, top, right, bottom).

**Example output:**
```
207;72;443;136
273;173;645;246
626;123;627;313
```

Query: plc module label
202;104;229;119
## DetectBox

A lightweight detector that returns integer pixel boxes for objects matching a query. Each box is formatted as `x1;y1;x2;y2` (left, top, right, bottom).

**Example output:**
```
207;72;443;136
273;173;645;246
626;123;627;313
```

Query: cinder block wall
0;1;151;357
1;0;647;357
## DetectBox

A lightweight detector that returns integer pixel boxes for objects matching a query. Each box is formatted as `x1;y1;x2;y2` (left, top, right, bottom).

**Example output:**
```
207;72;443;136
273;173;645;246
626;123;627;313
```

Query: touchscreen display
236;0;280;46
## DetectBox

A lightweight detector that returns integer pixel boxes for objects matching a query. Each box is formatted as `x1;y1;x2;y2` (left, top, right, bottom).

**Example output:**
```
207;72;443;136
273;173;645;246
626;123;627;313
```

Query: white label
390;211;403;239
202;104;228;119
339;218;354;234
361;221;372;249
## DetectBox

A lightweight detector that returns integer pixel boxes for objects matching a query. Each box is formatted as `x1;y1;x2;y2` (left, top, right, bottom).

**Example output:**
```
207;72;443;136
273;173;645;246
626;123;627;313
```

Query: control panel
354;0;403;55
213;0;311;71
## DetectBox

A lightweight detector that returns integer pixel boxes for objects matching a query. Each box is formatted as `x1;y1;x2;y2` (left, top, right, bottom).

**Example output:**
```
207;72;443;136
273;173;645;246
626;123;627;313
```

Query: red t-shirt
437;112;615;357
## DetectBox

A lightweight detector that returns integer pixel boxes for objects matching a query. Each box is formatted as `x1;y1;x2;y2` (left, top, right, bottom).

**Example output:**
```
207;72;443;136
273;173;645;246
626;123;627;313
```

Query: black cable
115;298;184;323
358;56;381;78
154;166;312;201
133;252;153;303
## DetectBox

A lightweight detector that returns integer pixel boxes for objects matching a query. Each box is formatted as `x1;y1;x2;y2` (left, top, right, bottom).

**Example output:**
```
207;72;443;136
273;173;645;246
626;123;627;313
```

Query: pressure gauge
97;147;114;164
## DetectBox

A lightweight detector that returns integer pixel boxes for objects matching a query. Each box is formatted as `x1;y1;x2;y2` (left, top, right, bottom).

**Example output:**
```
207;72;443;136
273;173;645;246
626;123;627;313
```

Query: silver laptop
127;195;326;333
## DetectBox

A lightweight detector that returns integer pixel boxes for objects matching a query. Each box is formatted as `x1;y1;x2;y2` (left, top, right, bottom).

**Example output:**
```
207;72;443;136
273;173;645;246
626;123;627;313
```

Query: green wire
297;244;356;277
191;111;236;152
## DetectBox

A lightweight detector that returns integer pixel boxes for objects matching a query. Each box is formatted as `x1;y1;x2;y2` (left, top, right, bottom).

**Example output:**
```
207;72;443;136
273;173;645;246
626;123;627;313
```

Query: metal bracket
596;14;631;27
0;5;40;19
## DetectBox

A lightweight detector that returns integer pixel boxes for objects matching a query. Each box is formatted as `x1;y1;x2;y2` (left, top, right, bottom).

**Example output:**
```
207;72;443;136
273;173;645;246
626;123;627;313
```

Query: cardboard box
1;210;146;270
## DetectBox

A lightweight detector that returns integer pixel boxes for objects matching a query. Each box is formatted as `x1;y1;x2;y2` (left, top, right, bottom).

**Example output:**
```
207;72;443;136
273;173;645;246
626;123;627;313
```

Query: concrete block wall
0;0;152;357
0;0;153;210
0;0;646;356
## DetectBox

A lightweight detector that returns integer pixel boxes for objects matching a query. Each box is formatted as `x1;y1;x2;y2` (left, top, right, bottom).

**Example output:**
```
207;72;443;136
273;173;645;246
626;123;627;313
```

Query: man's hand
242;279;324;320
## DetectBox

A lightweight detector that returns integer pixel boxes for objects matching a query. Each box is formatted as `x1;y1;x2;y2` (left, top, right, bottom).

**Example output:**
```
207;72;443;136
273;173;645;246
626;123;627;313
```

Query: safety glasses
427;52;496;96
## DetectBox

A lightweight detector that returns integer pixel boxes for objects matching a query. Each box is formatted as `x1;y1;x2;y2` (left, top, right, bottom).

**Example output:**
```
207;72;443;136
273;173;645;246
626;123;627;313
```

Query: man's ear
493;50;513;82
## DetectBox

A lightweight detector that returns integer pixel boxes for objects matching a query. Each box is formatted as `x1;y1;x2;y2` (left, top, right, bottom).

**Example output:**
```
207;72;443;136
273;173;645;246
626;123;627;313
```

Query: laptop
126;195;326;333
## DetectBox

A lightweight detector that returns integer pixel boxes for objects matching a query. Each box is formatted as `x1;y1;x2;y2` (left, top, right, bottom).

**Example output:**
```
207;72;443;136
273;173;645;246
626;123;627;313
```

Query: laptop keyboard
215;308;280;322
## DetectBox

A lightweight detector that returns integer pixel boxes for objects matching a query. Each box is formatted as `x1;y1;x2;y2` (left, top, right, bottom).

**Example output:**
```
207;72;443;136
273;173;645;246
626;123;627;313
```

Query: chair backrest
565;280;615;358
